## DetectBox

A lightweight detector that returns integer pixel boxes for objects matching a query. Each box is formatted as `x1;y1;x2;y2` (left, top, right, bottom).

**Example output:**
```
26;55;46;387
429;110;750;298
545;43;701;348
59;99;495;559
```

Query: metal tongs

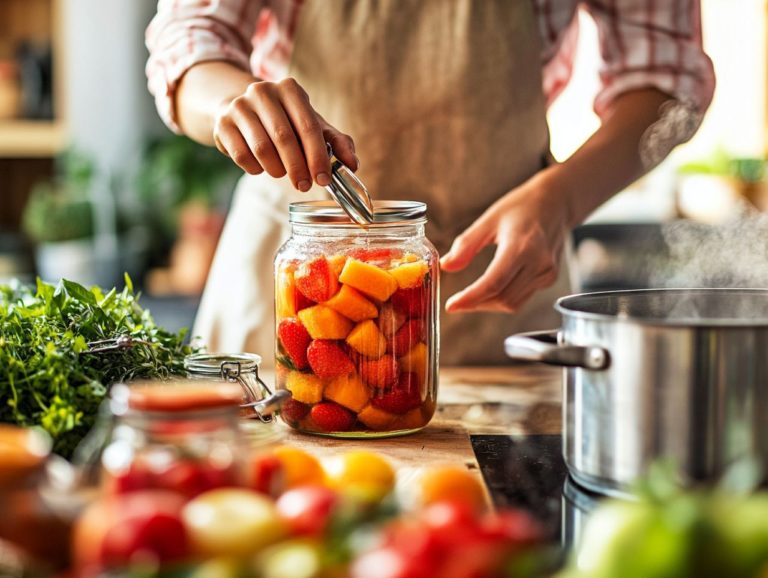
325;143;375;226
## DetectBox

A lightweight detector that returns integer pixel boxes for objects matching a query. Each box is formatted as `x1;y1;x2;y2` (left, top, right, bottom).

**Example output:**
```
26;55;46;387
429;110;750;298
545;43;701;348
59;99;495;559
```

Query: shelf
0;120;67;158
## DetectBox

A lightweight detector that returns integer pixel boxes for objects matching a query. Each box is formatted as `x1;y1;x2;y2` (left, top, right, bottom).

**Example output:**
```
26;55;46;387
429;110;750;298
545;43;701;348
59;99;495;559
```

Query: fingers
445;239;524;313
440;215;495;273
445;241;559;314
213;78;354;191
276;78;332;187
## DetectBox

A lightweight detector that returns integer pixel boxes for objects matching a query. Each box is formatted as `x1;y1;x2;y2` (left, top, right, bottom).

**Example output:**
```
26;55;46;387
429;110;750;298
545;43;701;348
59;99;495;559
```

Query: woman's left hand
440;174;569;313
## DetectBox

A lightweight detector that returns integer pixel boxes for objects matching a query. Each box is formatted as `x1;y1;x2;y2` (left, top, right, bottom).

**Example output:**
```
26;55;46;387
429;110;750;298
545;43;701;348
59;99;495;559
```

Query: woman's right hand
213;77;358;192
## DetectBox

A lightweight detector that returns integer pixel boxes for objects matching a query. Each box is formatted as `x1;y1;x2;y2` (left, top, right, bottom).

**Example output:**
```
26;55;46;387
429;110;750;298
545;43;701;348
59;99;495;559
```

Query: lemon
323;450;396;502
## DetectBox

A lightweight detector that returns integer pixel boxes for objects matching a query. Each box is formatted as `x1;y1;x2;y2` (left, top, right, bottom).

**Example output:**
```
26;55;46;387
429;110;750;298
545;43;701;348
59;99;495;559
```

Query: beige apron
195;0;571;366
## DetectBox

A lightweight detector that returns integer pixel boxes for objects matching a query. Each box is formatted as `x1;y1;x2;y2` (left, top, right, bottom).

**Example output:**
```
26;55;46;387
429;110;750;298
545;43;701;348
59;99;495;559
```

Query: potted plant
136;135;239;295
22;150;125;287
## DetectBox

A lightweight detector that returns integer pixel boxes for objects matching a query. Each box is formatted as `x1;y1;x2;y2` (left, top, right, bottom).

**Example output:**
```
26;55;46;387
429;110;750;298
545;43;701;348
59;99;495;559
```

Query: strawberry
358;355;399;389
388;319;423;357
278;319;312;370
309;402;356;432
295;256;339;303
371;372;422;414
281;398;311;426
378;303;407;337
391;286;428;318
307;340;355;380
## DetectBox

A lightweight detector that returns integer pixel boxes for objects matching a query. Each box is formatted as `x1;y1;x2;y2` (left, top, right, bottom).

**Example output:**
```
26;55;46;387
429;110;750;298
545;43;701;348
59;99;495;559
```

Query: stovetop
470;434;603;546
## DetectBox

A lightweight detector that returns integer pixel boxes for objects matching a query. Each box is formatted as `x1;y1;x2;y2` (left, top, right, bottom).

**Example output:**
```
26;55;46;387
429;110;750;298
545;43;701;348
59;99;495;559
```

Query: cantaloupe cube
298;305;354;340
328;254;348;279
324;285;378;322
324;373;370;412
339;259;398;302
357;404;396;431
276;267;298;318
399;342;428;385
286;372;324;404
390;260;429;289
394;408;426;430
346;320;387;358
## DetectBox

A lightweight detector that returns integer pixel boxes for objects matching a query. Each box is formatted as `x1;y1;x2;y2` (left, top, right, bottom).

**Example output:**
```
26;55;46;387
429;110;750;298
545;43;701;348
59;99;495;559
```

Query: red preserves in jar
274;201;439;437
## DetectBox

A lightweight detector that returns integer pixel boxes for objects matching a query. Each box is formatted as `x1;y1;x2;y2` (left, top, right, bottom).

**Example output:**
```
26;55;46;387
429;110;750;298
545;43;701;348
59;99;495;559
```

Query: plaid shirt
146;0;715;133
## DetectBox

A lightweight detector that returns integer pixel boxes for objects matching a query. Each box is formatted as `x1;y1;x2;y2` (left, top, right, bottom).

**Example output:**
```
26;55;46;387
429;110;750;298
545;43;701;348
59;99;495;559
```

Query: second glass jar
274;200;439;437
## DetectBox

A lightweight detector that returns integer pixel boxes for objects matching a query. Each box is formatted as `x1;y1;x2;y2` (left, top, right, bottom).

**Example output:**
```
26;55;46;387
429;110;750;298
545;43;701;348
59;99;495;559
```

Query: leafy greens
0;275;195;457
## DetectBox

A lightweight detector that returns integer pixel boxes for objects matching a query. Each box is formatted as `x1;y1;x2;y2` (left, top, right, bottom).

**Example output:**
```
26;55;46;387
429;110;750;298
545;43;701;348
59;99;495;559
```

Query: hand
440;177;569;313
213;77;358;191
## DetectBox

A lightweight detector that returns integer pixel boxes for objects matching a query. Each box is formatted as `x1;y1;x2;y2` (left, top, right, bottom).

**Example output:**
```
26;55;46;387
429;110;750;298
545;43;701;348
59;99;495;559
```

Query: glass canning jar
274;200;439;438
99;380;247;498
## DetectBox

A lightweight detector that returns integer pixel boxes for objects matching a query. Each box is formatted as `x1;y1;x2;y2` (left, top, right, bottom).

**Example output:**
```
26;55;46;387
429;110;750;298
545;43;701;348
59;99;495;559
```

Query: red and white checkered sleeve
146;0;262;133
585;0;715;128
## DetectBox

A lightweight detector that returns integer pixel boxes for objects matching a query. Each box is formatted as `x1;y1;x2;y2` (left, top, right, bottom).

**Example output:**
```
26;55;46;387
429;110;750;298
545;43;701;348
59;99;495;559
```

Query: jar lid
325;144;375;226
184;352;262;376
114;381;243;413
289;200;427;225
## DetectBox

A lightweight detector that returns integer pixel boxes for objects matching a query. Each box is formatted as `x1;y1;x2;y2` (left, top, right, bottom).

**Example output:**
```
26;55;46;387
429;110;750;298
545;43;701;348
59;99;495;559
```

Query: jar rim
184;352;262;376
289;200;426;225
112;380;243;414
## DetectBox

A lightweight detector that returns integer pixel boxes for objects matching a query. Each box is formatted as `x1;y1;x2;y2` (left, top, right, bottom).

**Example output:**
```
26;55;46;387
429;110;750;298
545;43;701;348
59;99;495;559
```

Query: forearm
175;61;258;145
538;88;673;228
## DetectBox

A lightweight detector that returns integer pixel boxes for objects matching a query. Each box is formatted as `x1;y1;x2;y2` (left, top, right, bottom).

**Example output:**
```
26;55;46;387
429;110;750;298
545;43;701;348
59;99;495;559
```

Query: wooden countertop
265;365;563;497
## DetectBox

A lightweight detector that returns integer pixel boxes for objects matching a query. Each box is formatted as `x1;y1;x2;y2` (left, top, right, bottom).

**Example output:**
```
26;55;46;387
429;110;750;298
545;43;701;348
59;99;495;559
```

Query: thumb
440;218;493;273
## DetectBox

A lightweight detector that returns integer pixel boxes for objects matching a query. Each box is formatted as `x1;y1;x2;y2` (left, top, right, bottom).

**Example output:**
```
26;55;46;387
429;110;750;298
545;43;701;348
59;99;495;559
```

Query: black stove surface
470;434;602;544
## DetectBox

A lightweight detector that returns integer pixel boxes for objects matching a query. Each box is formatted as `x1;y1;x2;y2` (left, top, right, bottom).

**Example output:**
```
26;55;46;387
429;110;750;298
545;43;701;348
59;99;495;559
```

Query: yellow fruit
324;450;395;502
394;408;427;430
272;446;326;489
324;285;378;322
389;260;429;289
418;466;487;512
328;255;348;280
346;320;387;358
276;267;299;318
324;373;370;412
399;342;428;384
298;305;354;340
357;404;396;431
182;489;286;556
286;372;324;404
339;259;398;302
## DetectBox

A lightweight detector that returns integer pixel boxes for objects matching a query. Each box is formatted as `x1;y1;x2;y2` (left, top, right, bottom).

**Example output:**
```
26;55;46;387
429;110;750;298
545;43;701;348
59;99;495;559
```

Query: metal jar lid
325;143;374;226
184;353;290;422
289;200;427;226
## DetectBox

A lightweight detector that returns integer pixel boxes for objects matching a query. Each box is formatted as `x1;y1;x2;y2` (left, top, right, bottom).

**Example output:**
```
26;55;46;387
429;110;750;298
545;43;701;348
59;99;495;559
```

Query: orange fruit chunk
394;407;427;431
298;305;354;340
285;372;324;404
389;260;429;289
324;285;378;322
346;320;387;358
357;404;397;431
398;342;428;384
324;373;371;412
339;259;398;302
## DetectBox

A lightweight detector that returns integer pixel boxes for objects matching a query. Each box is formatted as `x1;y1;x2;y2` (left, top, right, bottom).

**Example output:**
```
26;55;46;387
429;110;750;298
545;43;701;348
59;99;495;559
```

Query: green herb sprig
0;275;195;458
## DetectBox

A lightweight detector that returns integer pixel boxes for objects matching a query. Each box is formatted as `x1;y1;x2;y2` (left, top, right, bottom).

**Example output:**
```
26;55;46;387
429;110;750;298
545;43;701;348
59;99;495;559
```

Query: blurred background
0;0;765;331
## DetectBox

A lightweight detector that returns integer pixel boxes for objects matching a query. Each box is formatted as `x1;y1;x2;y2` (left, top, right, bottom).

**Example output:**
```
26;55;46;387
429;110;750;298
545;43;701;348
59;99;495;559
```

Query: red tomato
275;485;339;536
249;453;286;497
108;462;152;495
350;546;435;578
73;491;188;573
420;500;479;534
153;461;207;498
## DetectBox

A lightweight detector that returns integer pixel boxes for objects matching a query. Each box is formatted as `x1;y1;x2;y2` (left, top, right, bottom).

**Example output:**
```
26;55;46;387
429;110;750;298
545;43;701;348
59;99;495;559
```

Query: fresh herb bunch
0;275;196;458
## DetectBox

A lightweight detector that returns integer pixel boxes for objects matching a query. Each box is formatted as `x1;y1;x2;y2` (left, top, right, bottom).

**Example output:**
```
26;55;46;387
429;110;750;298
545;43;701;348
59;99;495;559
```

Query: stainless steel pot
505;288;768;496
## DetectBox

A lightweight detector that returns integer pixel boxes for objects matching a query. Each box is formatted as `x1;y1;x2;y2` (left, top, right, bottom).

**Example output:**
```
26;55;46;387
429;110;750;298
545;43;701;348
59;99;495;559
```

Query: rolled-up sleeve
586;0;715;127
146;0;262;132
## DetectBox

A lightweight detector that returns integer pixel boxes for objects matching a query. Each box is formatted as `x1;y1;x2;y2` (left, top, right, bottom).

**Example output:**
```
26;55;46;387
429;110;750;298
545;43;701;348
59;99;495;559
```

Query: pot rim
555;287;768;327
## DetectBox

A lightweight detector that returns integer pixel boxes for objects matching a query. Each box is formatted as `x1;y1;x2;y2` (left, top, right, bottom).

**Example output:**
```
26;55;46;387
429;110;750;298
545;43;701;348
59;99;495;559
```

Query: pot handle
504;330;610;370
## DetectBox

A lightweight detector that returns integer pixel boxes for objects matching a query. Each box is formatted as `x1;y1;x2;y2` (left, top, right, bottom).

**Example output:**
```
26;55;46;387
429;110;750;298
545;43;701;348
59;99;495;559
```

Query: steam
654;213;768;289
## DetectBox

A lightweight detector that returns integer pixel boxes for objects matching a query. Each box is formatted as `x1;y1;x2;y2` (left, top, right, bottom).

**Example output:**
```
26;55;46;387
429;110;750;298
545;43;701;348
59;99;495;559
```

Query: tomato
73;490;188;573
249;453;286;497
275;486;339;536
